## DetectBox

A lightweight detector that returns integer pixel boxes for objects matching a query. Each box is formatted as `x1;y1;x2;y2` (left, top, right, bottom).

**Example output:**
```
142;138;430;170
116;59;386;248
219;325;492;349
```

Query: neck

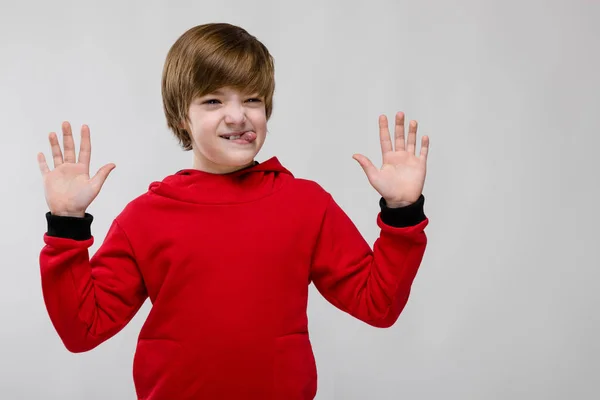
192;155;255;175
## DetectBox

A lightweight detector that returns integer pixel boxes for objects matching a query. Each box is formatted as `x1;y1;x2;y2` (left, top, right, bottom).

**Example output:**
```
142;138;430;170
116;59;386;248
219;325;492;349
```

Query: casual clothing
40;157;428;399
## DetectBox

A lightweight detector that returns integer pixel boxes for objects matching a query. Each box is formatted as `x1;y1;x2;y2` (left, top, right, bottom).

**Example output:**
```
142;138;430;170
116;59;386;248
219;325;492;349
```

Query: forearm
361;223;427;327
41;240;108;352
311;195;428;328
40;214;147;352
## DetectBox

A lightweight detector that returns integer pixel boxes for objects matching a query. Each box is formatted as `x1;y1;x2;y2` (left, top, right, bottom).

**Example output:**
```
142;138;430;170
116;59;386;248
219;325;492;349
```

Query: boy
37;23;430;400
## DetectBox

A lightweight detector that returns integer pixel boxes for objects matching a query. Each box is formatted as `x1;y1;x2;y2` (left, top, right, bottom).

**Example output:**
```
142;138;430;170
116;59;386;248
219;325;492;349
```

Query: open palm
353;112;429;208
37;122;115;217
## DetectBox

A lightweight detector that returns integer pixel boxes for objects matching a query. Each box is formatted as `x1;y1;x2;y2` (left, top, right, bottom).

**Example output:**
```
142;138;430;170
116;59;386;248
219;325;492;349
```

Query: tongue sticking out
240;131;257;142
226;131;257;143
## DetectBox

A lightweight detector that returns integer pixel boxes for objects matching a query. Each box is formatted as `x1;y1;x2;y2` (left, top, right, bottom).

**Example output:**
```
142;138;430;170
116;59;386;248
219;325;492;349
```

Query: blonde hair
161;23;276;151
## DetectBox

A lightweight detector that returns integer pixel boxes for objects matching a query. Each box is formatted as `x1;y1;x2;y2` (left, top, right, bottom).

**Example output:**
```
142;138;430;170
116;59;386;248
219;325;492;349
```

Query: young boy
37;23;430;400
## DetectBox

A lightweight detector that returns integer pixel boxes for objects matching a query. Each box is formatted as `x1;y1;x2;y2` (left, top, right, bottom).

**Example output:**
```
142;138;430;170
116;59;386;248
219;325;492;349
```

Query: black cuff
46;212;93;240
379;195;426;228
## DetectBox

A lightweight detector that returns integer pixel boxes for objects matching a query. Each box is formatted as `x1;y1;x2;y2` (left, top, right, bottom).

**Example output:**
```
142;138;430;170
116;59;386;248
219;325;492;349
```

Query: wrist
51;210;86;218
379;195;427;227
384;200;412;208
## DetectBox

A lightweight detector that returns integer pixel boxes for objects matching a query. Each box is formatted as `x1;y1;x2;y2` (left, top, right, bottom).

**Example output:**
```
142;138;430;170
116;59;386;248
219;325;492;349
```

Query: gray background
1;0;599;399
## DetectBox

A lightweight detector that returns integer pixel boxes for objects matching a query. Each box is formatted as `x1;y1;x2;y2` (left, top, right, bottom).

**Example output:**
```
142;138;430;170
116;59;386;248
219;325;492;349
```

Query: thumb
352;154;378;181
90;163;116;191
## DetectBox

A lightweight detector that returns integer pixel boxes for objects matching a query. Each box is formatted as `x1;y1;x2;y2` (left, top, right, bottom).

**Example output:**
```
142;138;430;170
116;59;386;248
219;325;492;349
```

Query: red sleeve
39;218;147;352
309;195;428;328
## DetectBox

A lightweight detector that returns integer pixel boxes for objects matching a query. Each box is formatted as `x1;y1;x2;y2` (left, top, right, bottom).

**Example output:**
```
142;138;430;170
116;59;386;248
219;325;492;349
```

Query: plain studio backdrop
1;0;599;399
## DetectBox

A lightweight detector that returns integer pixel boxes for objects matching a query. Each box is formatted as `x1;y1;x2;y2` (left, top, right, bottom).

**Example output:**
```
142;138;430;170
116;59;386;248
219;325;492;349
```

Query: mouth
219;131;257;143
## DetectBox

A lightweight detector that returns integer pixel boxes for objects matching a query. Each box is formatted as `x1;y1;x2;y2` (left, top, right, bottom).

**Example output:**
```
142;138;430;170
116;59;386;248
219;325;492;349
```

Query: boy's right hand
37;122;115;218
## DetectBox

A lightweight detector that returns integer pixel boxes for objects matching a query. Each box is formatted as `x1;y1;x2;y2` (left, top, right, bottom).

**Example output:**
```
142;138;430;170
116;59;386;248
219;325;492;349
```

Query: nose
223;102;246;125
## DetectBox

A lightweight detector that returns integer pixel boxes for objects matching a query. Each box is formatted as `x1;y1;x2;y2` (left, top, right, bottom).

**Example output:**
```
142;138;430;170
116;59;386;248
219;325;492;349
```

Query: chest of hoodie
120;184;327;324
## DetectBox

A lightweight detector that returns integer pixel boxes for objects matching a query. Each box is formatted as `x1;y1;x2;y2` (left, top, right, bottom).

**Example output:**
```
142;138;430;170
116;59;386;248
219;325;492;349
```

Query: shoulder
289;176;329;194
282;176;333;210
111;191;154;228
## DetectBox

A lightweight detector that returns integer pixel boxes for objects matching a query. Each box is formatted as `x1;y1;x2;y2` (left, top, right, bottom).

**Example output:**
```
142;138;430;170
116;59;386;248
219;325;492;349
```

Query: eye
203;99;221;105
246;98;262;103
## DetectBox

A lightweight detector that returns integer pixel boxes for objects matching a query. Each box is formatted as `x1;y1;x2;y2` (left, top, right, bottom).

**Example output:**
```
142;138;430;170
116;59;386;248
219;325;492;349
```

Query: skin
37;87;429;217
185;87;268;174
353;112;430;208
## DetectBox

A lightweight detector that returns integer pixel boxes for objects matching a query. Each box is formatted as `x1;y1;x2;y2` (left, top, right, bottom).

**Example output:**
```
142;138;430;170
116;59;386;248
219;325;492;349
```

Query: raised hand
353;112;429;208
37;122;115;217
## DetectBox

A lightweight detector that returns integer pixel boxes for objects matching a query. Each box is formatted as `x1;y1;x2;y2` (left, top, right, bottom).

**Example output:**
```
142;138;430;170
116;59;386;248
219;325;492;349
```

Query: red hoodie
39;157;428;399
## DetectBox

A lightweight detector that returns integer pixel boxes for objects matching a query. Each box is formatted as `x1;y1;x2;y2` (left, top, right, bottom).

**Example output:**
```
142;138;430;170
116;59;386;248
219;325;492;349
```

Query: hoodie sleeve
310;195;428;328
39;213;147;353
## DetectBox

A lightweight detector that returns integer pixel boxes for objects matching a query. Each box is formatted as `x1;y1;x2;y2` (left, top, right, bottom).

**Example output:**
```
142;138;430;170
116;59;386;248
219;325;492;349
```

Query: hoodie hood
148;156;294;205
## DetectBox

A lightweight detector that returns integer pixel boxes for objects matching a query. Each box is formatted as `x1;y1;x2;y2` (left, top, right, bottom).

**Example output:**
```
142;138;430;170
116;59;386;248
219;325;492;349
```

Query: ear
178;119;189;131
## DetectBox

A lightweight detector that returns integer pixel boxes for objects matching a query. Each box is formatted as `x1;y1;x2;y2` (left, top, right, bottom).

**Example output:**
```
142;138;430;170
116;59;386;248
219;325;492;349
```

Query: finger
379;115;393;156
394;112;405;151
49;132;64;167
406;120;418;154
90;163;116;191
61;121;76;163
352;154;378;181
420;135;430;160
37;152;50;176
78;124;91;167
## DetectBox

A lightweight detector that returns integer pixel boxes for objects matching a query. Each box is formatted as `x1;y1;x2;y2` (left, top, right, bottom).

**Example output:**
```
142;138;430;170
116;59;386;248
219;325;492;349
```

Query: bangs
192;39;274;99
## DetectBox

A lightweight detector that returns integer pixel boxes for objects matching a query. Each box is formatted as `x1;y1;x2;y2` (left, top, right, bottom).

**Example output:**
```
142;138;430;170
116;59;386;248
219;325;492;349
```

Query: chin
224;145;264;165
194;140;264;171
219;153;258;167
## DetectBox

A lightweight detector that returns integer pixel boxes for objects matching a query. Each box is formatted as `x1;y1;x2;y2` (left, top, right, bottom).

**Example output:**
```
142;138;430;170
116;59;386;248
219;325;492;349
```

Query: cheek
189;118;219;140
249;111;268;131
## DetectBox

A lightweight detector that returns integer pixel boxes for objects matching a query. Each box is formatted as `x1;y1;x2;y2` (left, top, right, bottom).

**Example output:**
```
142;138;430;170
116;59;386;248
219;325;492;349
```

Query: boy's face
186;86;267;174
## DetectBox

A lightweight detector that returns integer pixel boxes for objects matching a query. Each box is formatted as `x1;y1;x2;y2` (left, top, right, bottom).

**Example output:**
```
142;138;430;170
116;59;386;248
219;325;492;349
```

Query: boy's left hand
353;112;429;208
